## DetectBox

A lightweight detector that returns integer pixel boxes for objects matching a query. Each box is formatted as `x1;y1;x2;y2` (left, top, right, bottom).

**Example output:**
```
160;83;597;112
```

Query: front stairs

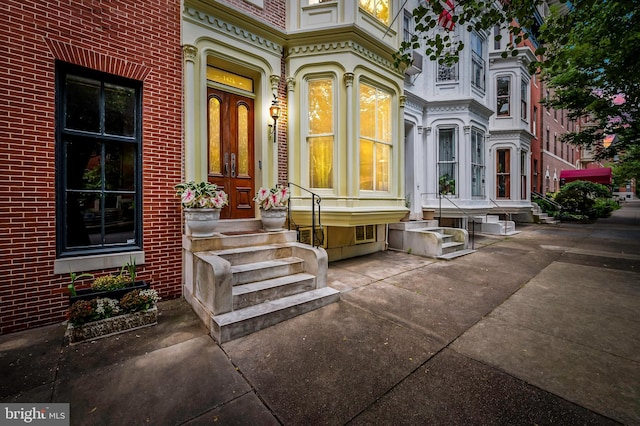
182;220;339;343
531;203;559;224
388;220;475;260
472;215;519;235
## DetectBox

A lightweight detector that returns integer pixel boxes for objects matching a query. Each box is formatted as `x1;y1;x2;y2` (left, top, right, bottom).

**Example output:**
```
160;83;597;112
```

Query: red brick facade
0;0;183;334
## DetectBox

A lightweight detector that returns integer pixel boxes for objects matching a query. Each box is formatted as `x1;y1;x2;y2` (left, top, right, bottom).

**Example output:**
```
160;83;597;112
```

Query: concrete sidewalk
2;201;639;425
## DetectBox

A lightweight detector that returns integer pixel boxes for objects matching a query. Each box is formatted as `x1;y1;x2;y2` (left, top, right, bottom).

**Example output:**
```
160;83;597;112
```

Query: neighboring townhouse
1;0;183;334
402;0;536;227
182;0;407;262
540;87;580;194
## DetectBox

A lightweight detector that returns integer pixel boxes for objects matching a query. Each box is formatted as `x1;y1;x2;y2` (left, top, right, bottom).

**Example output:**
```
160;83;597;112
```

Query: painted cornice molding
183;6;282;55
288;41;397;74
489;128;533;142
426;98;493;118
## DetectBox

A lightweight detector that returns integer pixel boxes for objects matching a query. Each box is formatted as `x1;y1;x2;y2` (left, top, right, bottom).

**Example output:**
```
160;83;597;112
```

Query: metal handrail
437;193;476;250
287;182;323;248
488;198;512;235
531;191;562;211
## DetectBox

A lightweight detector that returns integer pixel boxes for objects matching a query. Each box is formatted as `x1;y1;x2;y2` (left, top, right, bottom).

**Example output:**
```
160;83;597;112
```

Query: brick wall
0;0;183;334
221;0;286;30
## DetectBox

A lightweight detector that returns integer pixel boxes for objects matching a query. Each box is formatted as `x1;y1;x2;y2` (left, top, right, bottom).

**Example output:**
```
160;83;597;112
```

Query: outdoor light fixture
270;97;281;142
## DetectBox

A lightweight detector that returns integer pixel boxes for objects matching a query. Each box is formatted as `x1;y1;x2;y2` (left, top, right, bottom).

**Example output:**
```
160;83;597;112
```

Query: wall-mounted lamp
269;97;281;143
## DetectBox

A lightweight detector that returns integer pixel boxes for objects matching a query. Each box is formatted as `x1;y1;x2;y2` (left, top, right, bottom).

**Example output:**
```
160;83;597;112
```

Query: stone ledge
64;306;158;345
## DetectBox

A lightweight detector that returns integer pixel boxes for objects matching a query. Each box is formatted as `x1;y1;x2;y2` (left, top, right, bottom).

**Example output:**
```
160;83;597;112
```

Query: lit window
438;128;457;195
471;128;485;197
497;76;511;116
359;83;391;192
359;0;390;25
57;64;141;256
308;78;334;189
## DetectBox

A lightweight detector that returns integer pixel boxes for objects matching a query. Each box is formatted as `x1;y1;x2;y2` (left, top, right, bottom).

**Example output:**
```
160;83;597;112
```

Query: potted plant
439;174;456;195
68;258;149;305
175;181;228;237
253;185;290;231
66;288;160;344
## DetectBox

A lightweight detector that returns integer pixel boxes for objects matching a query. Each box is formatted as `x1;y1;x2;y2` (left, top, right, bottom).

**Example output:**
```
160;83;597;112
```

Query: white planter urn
184;208;221;237
260;206;287;231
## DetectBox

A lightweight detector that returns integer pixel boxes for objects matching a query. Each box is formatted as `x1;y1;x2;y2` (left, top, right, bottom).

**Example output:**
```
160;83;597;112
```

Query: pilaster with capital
183;45;198;180
270;75;280;97
345;73;355;197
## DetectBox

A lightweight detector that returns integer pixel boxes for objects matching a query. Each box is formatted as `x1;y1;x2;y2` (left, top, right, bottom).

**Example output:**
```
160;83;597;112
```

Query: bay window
359;0;390;25
438;128;457;195
308;78;334;189
521;78;528;121
497;76;511;117
359;83;391;192
496;149;511;198
471;128;485;197
471;32;485;91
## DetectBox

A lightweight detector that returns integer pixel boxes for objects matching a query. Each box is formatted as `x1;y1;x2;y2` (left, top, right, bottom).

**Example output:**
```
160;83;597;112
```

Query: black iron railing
287;182;323;248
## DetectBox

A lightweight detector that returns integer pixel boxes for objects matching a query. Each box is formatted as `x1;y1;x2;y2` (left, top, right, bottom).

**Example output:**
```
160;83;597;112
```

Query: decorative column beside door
183;44;197;181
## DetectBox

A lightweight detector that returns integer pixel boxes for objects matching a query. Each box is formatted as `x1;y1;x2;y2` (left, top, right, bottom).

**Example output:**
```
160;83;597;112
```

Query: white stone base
64;306;158;345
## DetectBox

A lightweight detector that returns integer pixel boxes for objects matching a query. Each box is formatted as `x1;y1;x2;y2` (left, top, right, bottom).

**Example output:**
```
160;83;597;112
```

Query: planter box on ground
64;306;158;345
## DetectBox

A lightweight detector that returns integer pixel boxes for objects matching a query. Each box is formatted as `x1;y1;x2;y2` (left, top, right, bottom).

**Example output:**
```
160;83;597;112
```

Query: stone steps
388;221;474;259
233;273;316;310
230;257;305;285
188;238;338;343
212;287;339;342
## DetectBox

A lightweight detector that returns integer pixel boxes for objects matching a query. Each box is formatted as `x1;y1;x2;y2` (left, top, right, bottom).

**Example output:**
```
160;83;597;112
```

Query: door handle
224;152;229;177
231;153;236;178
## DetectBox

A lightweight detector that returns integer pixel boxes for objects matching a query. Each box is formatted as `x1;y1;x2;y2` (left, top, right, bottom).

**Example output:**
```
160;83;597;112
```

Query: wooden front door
207;88;255;219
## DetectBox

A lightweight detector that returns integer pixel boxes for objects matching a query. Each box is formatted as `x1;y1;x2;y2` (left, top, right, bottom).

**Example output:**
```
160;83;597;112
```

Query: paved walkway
2;201;639;425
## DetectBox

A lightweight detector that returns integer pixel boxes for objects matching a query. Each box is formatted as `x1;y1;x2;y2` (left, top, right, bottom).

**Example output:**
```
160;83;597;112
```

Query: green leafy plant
439;175;455;194
555;180;612;219
593;197;620;218
175;181;229;209
68;272;94;297
123;256;136;284
253;185;290;210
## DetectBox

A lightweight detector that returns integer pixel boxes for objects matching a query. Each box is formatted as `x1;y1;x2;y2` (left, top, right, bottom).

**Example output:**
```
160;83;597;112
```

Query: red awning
559;168;612;185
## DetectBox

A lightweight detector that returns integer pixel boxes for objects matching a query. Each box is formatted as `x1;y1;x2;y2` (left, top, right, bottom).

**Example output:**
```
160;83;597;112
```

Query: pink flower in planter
181;189;195;205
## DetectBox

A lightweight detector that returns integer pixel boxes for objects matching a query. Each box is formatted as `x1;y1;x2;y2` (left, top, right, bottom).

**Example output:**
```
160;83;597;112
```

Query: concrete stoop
531;203;559;225
534;212;559;224
182;224;339;343
474;215;520;236
388;220;475;260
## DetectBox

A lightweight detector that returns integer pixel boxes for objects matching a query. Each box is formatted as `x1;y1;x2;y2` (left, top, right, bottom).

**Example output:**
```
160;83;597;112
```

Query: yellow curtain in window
309;136;333;188
308;79;334;188
360;139;374;191
237;104;248;176
208;97;221;174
